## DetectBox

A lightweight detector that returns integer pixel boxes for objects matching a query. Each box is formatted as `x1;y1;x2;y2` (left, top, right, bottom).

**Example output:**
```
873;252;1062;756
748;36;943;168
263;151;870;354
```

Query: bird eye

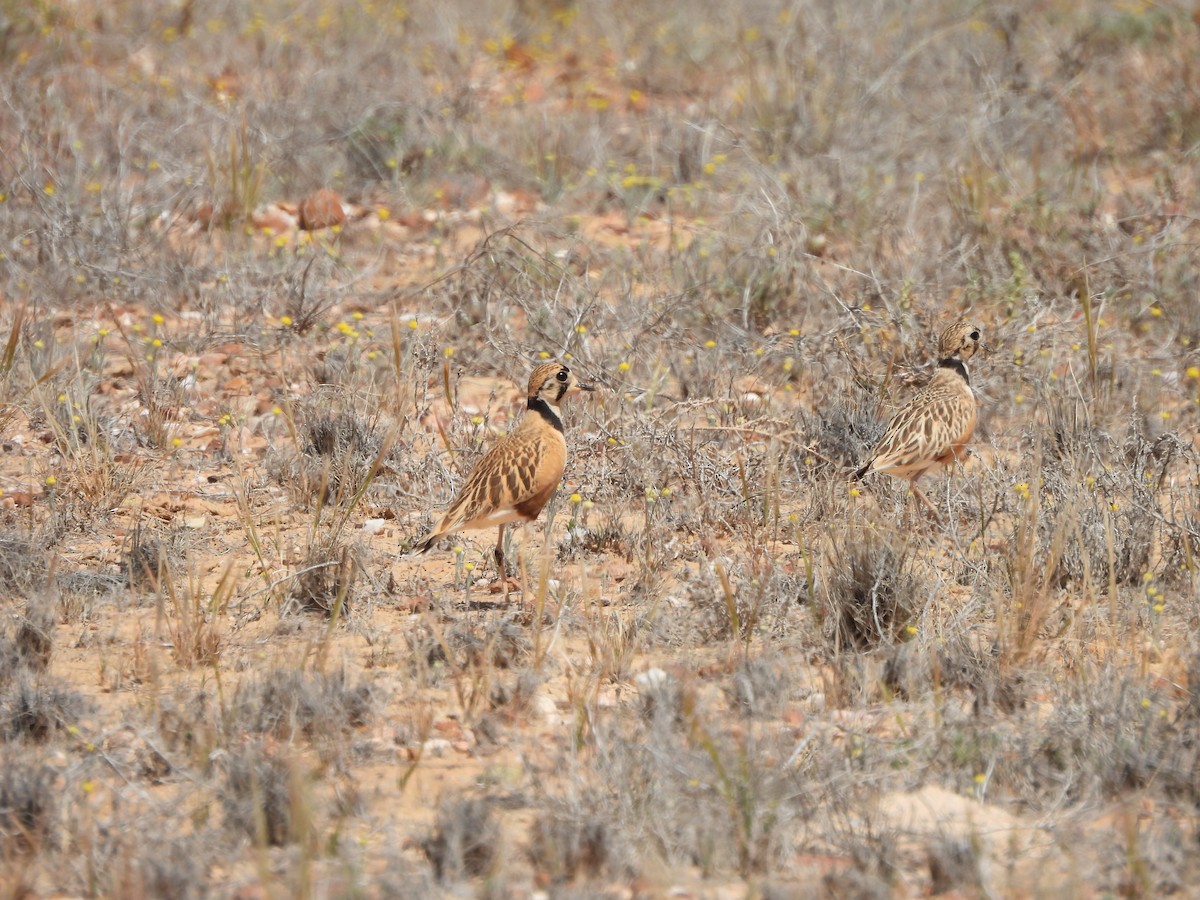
969;330;980;341
556;369;569;382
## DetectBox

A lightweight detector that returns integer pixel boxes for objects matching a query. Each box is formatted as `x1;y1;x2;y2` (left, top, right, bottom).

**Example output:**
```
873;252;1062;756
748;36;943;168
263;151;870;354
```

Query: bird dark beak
577;382;595;392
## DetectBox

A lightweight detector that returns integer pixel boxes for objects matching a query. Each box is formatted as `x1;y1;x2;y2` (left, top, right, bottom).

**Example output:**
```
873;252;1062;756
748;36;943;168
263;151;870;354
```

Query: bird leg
494;525;520;599
908;481;942;524
494;525;508;571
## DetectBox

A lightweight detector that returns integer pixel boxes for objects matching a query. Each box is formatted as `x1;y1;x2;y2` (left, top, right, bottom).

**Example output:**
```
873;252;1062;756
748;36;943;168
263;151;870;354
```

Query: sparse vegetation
1;0;1199;894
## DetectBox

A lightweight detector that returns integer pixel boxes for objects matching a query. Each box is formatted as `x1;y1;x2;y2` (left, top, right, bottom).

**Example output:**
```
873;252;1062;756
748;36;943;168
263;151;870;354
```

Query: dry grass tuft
283;539;363;618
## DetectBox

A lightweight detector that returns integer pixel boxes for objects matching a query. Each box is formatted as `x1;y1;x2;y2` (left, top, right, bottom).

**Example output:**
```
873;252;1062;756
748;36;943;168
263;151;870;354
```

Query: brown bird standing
853;320;983;519
414;361;593;576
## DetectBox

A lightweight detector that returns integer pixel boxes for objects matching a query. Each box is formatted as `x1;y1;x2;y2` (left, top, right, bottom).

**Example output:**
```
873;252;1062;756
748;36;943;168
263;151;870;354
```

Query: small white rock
422;738;453;757
532;694;558;719
635;668;670;690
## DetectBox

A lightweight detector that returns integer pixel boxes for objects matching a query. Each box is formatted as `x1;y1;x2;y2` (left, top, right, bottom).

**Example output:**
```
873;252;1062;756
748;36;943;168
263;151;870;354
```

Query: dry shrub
0;595;57;680
4;0;1200;895
0;675;86;742
528;805;628;886
0;593;85;746
1033;431;1168;592
124;836;210;900
155;689;218;771
220;741;314;849
14;595;55;672
926;837;982;895
822;527;919;651
726;655;791;718
281;400;385;507
635;667;688;733
535;700;808;881
0;757;60;853
225;668;374;746
557;520;632;562
795;378;882;479
422;795;501;883
446;614;531;670
56;570;126;624
656;553;805;648
123;526;170;591
884;635;1024;714
0;536;47;597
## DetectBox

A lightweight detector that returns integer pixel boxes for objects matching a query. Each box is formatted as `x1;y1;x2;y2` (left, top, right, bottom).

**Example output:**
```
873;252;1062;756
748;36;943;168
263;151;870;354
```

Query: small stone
298;188;347;230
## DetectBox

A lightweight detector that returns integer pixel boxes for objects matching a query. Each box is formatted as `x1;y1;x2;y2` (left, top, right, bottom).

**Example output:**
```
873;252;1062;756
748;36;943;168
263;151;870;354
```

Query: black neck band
528;396;564;433
938;357;969;384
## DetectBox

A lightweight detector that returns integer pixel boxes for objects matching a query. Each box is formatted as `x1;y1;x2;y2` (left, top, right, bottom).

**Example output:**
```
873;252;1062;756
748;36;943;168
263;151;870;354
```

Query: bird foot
488;575;521;597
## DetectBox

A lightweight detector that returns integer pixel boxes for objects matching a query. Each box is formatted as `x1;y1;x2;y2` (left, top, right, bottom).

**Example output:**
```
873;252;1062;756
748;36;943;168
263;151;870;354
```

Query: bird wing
420;431;554;542
859;380;975;477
